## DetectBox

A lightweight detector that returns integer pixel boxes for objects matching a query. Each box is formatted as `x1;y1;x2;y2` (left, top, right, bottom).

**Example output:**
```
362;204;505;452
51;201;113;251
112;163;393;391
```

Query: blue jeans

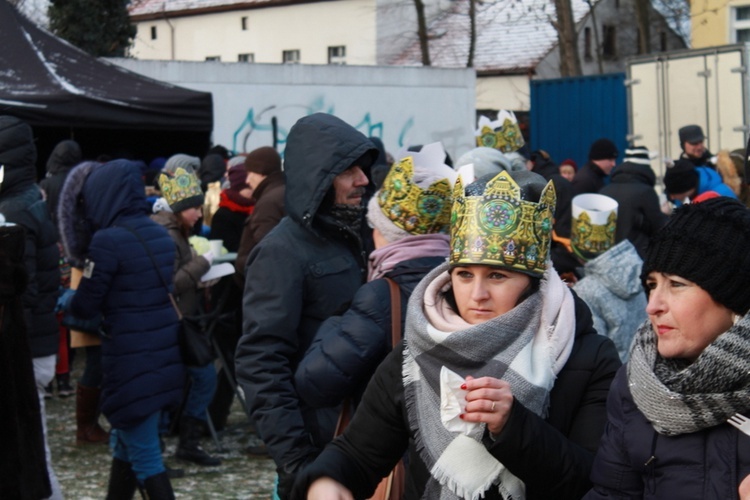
183;363;217;421
111;411;164;483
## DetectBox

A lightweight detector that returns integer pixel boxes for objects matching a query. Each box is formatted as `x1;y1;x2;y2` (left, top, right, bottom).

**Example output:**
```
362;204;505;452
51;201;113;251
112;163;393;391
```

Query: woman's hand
740;474;750;500
307;477;354;500
460;375;514;436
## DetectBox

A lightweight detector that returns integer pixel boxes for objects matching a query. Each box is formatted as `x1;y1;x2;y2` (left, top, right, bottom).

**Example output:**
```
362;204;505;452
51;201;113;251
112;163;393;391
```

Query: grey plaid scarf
403;263;575;500
627;314;750;436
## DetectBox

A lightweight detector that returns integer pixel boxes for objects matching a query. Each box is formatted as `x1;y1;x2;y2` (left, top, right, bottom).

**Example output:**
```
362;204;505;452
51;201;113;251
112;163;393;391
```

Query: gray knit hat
164;154;200;175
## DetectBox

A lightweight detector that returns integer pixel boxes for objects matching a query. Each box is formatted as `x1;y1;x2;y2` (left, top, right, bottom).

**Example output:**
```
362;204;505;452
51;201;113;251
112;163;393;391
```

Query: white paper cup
208;239;223;256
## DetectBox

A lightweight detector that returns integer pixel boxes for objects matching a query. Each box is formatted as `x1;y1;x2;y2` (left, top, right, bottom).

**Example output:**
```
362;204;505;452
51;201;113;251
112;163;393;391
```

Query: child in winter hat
641;197;750;315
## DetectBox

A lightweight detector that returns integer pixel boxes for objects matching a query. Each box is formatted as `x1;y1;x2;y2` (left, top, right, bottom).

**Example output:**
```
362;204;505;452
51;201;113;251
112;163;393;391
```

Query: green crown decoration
158;167;203;210
570;194;618;262
377;156;453;235
475;112;525;153
450;171;556;276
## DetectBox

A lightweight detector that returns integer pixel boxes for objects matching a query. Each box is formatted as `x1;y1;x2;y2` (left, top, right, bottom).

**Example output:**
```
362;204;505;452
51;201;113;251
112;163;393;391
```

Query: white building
128;0;451;65
128;0;685;113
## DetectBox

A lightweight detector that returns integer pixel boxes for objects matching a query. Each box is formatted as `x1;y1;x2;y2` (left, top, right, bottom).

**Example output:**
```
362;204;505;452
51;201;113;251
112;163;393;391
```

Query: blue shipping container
530;73;628;169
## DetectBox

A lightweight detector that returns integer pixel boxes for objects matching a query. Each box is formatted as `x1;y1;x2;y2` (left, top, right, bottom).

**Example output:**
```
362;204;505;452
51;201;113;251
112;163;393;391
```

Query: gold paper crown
158;167;203;212
377;156;453;235
475;113;525;153
450;171;556;276
571;210;617;261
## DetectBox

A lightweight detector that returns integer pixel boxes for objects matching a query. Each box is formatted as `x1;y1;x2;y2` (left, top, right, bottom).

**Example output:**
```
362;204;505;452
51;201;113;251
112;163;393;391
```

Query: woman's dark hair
442;268;541;316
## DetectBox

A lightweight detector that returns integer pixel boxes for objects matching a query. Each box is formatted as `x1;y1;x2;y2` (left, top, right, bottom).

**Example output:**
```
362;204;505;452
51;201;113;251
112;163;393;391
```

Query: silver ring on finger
491;401;496;412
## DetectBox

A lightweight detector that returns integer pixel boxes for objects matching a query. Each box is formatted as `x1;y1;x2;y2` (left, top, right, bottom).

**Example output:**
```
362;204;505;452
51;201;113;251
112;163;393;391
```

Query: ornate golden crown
570;194;618;262
571;211;617;261
475;113;525;153
450;171;556;276
377;156;453;235
158;167;203;211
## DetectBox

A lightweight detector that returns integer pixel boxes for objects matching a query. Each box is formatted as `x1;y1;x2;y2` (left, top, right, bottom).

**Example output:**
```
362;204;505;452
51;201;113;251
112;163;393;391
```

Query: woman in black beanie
584;197;750;500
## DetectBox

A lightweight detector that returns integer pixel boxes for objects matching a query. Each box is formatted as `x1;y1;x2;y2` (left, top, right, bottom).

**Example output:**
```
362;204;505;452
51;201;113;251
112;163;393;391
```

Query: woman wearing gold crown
291;170;621;500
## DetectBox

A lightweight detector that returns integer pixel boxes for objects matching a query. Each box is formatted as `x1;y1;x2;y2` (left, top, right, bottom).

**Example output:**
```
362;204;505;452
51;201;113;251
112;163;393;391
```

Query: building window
328;46;346;65
282;49;300;64
660;31;667;51
602;25;617;60
205;56;221;62
238;53;255;63
733;6;750;42
150;26;157;40
241;16;248;31
584;27;592;61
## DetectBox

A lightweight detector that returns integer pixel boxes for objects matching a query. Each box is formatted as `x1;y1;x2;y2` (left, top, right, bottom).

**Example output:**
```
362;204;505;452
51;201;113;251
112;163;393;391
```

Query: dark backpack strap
119;224;182;319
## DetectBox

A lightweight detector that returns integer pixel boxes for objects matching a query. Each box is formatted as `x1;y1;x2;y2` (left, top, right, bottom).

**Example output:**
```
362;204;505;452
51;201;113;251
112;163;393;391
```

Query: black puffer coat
0;116;60;358
293;294;621;500
600;161;668;258
295;255;446;408
235;113;378;472
39;139;81;224
584;367;750;499
572;162;608;196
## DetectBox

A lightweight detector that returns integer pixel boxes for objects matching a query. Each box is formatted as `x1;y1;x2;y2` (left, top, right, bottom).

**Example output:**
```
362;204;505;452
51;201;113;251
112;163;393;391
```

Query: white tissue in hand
440;366;478;435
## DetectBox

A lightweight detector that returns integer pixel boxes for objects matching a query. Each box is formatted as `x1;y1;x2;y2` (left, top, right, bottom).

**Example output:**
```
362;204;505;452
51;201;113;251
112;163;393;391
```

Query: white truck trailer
626;43;750;179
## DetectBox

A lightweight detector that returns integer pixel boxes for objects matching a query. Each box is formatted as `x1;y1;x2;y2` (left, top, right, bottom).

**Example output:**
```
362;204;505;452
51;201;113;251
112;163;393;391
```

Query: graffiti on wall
231;95;414;155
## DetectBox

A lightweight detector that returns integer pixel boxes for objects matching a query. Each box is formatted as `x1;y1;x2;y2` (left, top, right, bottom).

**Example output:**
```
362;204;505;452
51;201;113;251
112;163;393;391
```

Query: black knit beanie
641;197;750;315
588;138;618;161
663;159;699;195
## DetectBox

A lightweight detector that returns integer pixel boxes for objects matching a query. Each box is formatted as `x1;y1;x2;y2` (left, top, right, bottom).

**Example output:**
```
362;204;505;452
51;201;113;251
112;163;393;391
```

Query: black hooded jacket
235;113;378;475
0;116;60;358
600;162;668;258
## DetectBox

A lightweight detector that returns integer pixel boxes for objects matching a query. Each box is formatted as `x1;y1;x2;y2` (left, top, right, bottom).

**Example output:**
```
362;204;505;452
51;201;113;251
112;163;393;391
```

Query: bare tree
467;0;477;68
413;0;431;66
552;0;582;76
634;0;651;53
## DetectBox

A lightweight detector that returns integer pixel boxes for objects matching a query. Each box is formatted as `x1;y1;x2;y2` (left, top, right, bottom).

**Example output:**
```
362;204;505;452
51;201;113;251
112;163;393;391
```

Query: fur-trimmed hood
58;161;101;267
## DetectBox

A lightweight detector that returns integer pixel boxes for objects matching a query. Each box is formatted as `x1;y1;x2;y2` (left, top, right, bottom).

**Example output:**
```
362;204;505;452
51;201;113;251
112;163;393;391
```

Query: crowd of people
2;110;750;500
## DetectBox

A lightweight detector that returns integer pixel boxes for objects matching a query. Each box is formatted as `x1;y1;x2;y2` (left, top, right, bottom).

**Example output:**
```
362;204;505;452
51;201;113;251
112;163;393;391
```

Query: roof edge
130;0;330;21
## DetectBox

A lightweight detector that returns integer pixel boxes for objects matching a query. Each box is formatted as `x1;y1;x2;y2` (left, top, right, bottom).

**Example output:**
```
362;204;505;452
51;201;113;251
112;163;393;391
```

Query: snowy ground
45;355;276;499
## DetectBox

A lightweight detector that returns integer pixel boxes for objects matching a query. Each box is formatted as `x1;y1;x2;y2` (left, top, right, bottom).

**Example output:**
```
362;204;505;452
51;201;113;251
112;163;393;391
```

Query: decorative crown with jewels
449;171;556;276
158;166;203;212
376;156;453;235
475;111;525;153
570;194;618;262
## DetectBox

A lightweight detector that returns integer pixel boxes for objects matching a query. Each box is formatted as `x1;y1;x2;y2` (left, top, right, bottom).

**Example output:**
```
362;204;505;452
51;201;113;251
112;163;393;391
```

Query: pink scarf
367;233;450;281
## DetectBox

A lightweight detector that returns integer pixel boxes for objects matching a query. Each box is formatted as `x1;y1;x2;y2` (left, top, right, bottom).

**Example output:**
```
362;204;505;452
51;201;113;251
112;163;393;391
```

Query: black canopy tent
0;0;214;171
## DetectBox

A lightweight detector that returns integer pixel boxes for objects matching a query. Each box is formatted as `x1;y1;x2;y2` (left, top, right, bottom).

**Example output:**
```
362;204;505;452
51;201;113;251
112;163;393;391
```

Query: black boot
140;471;175;500
175;416;221;466
105;458;137;500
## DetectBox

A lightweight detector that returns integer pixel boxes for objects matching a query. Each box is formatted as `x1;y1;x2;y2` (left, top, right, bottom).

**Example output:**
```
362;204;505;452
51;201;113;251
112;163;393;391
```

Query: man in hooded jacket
235;113;377;499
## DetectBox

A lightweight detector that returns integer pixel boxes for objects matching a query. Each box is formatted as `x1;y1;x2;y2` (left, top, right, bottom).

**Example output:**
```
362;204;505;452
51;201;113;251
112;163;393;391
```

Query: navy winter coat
70;160;184;429
295;255;446;408
0;116;60;358
585;366;750;499
235;113;378;472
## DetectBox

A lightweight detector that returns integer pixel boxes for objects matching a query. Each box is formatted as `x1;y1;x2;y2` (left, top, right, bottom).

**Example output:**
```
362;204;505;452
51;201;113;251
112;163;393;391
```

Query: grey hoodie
573;240;647;361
